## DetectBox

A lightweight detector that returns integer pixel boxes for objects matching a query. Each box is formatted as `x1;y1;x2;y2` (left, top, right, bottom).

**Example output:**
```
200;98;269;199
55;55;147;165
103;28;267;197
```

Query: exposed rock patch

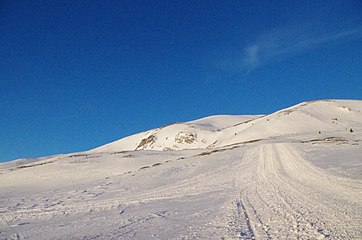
175;132;197;144
136;135;157;150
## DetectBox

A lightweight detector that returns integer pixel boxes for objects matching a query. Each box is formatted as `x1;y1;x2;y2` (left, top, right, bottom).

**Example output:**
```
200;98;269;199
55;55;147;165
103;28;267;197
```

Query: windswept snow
0;100;361;239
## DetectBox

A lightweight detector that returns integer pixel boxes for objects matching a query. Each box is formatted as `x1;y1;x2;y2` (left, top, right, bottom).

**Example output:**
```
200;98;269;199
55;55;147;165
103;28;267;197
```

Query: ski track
1;143;361;239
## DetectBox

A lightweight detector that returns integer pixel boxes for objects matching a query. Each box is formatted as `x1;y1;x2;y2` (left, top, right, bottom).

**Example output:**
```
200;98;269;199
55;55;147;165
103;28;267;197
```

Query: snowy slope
90;100;362;152
89;115;262;152
217;99;362;147
0;99;361;239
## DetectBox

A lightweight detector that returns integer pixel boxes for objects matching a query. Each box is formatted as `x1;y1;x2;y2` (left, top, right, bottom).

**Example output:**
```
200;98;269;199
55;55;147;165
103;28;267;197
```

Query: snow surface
0;100;361;239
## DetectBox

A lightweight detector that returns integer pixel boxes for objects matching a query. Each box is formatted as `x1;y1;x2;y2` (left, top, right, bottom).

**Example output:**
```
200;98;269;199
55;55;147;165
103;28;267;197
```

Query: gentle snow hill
216;99;362;147
89;99;362;153
89;115;261;152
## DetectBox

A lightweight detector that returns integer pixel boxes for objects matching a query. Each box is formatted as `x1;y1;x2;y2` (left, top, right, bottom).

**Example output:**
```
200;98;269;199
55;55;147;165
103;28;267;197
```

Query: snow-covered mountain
88;115;262;152
1;99;361;239
90;99;362;152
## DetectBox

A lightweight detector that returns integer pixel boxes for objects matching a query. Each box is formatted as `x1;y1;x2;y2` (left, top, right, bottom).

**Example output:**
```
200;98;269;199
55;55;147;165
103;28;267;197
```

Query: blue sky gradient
1;0;362;162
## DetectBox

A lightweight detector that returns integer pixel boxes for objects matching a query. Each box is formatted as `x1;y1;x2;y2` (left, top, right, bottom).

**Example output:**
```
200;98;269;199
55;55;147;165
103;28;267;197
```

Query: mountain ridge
89;99;362;153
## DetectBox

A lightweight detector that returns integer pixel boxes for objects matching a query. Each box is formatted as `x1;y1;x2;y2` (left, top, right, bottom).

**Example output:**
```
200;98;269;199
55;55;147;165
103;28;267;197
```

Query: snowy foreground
1;100;361;239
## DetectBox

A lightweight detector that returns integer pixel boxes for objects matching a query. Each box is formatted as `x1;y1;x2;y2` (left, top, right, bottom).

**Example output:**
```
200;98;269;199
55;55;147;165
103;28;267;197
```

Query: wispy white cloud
243;45;260;74
242;27;362;73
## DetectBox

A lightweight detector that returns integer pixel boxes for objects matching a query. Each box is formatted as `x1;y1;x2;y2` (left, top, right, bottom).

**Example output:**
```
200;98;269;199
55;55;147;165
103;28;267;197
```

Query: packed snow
0;100;361;239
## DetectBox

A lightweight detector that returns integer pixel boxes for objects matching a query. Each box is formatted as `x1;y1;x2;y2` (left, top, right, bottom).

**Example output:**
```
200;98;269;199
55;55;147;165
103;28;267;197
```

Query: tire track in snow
229;147;259;239
235;143;362;240
2;143;361;239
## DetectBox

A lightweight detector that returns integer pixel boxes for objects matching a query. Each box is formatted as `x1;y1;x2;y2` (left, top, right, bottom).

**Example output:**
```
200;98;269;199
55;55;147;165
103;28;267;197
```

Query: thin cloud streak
242;27;362;73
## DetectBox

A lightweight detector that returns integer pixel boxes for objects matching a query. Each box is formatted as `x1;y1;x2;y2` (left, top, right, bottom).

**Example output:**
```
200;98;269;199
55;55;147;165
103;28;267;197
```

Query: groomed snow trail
1;143;361;239
233;143;361;240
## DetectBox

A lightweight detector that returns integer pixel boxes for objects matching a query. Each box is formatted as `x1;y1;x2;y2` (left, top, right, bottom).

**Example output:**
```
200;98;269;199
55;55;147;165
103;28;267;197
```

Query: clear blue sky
1;0;362;162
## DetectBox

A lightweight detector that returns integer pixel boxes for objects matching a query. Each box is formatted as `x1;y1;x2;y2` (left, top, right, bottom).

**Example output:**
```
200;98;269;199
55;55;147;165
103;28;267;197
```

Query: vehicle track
235;143;362;239
2;143;361;239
